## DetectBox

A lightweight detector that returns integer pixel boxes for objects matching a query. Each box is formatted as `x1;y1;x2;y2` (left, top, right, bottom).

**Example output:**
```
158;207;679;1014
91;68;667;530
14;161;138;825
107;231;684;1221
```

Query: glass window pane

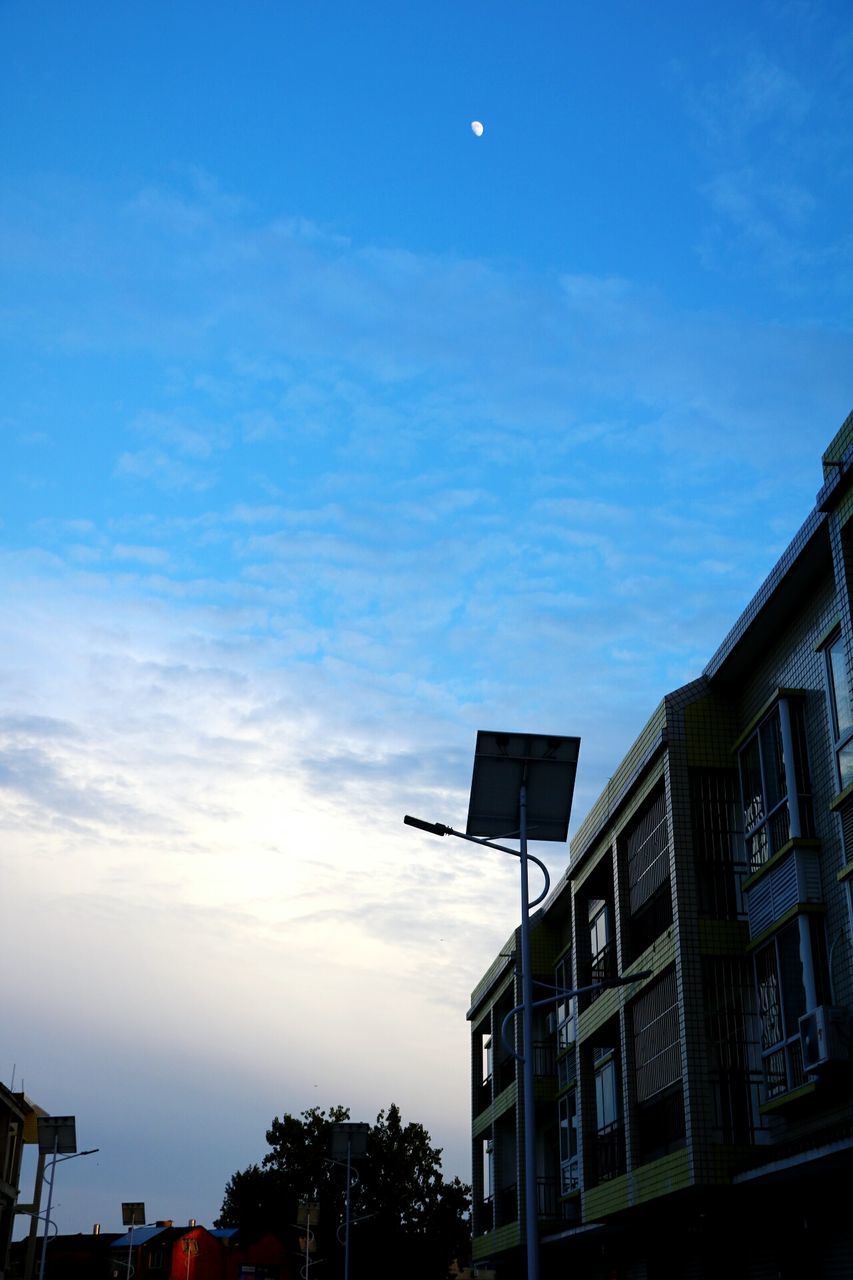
830;638;853;739
778;923;806;1030
740;737;764;831
759;712;786;812
839;743;853;789
595;1061;618;1131
755;944;782;1051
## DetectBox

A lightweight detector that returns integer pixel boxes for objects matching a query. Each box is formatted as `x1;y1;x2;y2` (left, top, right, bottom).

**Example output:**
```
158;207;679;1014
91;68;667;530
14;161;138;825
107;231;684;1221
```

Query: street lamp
35;1117;98;1280
406;730;580;1280
407;732;652;1280
121;1202;147;1280
329;1122;370;1280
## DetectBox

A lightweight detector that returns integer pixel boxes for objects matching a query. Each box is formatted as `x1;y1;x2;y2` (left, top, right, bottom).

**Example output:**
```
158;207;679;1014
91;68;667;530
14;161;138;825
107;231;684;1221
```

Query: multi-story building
468;410;853;1280
0;1088;46;1280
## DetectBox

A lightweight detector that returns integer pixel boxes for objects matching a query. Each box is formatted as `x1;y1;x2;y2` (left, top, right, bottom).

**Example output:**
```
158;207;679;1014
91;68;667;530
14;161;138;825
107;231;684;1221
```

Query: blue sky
2;0;853;1236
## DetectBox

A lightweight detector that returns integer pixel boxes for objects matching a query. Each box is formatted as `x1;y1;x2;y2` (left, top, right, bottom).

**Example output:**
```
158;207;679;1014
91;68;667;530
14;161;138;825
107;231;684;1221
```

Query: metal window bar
589;938;617;1003
559;1157;579;1194
626;788;669;914
690;769;747;919
536;1177;560;1218
533;1040;556;1078
594;1120;625;1183
703;956;762;1143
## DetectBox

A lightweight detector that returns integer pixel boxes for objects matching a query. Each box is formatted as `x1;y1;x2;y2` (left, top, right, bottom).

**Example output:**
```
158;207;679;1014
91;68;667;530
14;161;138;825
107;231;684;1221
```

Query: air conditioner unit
799;1005;852;1071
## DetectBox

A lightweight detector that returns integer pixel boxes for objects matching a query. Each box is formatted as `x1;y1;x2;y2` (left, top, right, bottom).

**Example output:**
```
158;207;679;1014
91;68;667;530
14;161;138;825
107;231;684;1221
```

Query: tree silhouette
217;1104;470;1280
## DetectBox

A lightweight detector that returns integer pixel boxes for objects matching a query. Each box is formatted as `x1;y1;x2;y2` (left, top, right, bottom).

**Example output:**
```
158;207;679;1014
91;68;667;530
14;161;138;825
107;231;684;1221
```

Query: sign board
122;1203;146;1227
37;1116;77;1155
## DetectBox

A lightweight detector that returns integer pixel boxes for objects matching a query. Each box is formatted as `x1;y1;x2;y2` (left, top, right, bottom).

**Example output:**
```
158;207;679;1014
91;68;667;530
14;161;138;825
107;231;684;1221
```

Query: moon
471;120;484;137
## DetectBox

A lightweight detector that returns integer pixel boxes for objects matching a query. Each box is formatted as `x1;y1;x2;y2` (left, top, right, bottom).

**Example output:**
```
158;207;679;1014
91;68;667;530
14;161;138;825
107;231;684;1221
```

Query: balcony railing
560;1155;579;1194
495;1182;518;1227
536;1176;560;1219
589;939;617;1003
594;1120;625;1183
533;1039;556;1078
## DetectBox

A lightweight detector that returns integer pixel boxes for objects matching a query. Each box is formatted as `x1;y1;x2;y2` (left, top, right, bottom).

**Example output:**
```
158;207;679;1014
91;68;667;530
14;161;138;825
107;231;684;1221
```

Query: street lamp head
403;815;451;837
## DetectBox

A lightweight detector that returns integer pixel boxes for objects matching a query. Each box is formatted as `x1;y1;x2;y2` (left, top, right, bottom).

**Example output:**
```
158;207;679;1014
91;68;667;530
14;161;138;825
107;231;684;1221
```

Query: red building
8;1222;290;1280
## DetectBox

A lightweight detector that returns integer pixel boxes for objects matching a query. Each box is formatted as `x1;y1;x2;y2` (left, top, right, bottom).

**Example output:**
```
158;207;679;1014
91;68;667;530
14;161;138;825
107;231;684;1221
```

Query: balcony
476;1196;493;1235
474;1077;491;1116
494;1056;516;1095
495;1182;518;1227
536;1176;561;1219
593;1120;624;1183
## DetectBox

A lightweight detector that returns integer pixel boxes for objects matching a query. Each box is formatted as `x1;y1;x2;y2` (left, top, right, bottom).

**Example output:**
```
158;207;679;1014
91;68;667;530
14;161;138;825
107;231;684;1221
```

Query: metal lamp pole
406;796;650;1280
36;1146;99;1280
407;730;583;1280
330;1121;369;1280
406;803;552;1280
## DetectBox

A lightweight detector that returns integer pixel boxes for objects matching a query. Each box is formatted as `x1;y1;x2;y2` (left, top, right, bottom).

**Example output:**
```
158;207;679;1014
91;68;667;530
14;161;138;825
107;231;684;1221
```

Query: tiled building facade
468;410;853;1280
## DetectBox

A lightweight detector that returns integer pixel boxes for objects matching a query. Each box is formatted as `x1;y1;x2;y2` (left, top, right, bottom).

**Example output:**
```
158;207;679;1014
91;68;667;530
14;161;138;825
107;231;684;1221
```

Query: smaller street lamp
121;1202;147;1280
329;1122;370;1280
35;1118;98;1280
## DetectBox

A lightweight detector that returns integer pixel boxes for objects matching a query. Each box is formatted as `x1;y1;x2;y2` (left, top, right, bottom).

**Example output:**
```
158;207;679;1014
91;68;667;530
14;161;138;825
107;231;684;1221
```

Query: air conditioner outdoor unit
799;1005;852;1071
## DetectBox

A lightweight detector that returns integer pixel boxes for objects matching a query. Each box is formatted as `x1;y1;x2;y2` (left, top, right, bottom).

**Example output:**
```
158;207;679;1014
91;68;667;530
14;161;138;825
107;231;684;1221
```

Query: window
738;698;814;874
691;768;747;920
623;786;673;960
755;922;805;1098
591;1053;624;1182
703;956;762;1145
589;899;609;962
482;1033;492;1085
558;1092;578;1193
554;955;576;1050
588;899;616;998
631;969;685;1162
625;787;669;914
824;631;853;789
595;1057;619;1131
753;916;827;1099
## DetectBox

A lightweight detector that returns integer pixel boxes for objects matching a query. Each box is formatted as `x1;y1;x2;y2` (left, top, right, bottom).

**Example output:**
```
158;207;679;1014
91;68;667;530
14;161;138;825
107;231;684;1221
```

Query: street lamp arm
403;815;551;907
499;973;653;1060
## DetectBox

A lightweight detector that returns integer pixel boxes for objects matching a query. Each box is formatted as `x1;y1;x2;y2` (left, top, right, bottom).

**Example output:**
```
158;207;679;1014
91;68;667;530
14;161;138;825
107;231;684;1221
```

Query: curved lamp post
407;732;650;1280
329;1122;370;1280
406;730;580;1280
35;1117;98;1280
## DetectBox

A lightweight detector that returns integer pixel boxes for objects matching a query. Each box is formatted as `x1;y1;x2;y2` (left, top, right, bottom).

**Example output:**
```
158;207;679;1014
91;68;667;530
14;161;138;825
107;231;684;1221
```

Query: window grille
703;956;762;1144
691;768;747;919
625;786;669;914
632;968;681;1101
